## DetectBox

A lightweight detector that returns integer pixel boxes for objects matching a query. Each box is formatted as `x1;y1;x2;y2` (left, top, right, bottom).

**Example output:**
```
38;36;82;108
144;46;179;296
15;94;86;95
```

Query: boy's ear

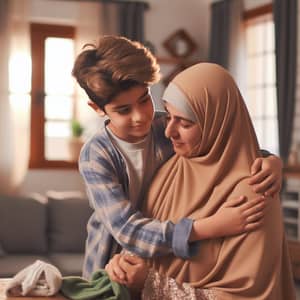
87;100;105;117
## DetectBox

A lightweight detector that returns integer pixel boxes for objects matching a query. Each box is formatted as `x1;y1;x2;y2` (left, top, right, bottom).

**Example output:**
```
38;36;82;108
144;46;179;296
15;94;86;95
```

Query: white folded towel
6;260;62;296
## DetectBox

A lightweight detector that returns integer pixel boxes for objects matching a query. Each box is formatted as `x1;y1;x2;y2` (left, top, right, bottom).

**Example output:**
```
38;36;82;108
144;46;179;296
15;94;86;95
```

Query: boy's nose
132;109;143;122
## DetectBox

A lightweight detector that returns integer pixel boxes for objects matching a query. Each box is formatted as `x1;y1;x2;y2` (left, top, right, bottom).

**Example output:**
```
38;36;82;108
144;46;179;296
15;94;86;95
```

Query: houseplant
68;119;84;161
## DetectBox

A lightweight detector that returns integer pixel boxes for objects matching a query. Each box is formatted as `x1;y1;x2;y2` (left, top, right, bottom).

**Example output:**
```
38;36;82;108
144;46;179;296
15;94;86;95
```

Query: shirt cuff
172;218;200;259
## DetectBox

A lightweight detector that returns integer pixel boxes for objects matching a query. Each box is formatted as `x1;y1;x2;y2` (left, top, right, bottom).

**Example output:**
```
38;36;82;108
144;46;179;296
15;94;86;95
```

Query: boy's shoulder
80;125;116;162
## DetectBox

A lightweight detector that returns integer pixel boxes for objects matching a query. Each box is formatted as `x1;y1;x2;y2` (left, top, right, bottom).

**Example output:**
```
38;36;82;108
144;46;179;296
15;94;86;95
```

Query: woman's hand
249;156;283;196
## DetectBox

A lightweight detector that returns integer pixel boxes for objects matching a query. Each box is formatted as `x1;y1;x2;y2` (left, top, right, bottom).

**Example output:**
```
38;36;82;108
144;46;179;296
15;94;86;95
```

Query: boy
72;35;282;279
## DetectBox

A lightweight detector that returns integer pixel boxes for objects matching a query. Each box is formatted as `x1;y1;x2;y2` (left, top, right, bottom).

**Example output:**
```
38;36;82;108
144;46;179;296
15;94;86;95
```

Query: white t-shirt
107;127;157;208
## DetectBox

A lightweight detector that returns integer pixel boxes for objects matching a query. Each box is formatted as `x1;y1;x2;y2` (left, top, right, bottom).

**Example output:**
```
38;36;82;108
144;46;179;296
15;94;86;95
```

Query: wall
21;170;85;194
144;0;211;101
145;0;211;60
243;0;271;10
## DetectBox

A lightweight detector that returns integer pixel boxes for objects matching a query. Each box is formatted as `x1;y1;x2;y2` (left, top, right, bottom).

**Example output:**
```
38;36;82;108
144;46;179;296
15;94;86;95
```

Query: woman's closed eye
180;120;194;129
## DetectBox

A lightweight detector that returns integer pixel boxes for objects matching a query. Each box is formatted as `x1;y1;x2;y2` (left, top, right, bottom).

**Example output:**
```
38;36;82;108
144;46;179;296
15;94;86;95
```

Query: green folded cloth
60;270;131;300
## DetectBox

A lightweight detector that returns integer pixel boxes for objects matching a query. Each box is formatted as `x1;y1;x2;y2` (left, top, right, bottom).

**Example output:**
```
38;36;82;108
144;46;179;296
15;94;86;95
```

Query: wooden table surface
0;279;67;300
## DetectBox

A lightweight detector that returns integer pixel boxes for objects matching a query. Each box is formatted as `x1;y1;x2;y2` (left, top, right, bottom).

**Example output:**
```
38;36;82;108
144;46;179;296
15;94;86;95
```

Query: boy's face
104;85;154;143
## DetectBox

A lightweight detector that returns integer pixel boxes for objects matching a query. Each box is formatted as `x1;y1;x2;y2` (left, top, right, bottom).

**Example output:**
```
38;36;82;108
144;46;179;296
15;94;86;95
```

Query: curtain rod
101;0;149;9
58;0;150;9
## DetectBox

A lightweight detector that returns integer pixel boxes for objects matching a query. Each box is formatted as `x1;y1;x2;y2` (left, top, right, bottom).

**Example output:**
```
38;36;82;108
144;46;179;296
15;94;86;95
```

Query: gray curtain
119;1;148;43
209;0;230;68
273;0;298;162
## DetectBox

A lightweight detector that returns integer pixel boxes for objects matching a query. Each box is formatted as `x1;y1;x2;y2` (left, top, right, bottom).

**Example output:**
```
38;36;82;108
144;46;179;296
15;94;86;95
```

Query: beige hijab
143;63;295;299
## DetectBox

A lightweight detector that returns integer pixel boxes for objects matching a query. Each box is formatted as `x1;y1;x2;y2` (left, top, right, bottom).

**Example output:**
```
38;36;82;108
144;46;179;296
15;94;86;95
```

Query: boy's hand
211;195;267;237
249;156;283;196
105;254;127;285
105;253;149;290
118;254;149;290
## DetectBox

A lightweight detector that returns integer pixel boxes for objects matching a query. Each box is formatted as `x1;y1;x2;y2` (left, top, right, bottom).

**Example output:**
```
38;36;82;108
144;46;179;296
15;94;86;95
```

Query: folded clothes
6;260;62;296
61;269;130;300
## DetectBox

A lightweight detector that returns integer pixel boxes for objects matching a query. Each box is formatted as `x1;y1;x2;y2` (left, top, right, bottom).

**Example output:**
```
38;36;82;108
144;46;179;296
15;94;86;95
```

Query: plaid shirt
79;114;198;279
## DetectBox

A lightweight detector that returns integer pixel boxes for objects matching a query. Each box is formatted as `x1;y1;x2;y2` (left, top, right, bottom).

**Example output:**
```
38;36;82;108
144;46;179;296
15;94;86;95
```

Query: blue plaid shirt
79;114;198;279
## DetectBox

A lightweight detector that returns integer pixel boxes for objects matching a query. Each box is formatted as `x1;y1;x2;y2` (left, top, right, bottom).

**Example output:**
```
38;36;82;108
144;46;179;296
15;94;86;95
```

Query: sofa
0;192;93;278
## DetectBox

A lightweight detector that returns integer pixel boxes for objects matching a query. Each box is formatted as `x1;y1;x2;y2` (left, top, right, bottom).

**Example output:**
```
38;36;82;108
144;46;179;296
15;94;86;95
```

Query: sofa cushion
49;253;84;276
0;244;5;256
0;195;47;253
48;192;92;252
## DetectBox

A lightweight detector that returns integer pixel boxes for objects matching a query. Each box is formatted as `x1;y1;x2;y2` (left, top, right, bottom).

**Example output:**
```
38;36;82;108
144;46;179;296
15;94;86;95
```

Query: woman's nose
165;120;178;139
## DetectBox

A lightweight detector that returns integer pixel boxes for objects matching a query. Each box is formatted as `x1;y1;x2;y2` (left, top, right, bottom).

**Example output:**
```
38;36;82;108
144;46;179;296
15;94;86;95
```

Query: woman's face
164;102;201;157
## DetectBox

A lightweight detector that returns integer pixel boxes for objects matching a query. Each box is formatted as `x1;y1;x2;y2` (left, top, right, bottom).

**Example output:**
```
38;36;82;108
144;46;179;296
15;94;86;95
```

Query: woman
107;63;295;299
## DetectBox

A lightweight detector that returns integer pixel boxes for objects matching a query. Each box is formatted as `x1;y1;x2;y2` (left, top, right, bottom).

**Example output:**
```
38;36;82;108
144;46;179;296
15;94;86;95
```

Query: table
0;279;67;300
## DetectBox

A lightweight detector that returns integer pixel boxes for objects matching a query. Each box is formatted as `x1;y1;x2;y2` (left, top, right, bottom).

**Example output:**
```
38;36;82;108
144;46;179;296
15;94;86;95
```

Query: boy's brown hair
72;35;161;109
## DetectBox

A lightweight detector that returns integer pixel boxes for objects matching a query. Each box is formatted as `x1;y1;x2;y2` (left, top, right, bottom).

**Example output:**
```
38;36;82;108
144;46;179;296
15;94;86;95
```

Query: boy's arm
249;153;283;196
190;195;266;241
80;145;197;259
190;152;281;241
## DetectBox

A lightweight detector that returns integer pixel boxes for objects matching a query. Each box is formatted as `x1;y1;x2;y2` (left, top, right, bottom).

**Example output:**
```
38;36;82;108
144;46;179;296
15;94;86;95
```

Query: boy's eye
140;96;151;104
116;107;131;115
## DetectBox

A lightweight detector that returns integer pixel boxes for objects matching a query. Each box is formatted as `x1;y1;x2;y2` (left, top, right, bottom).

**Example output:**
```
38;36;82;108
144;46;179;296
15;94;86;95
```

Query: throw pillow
0;195;47;253
47;192;92;253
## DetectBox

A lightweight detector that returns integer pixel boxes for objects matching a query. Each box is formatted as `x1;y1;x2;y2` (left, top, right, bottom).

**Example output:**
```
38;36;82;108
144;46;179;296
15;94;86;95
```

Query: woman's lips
171;141;184;147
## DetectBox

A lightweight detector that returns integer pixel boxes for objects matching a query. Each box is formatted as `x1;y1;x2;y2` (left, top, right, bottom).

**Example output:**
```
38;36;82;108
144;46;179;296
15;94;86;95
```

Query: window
244;5;278;154
30;23;77;168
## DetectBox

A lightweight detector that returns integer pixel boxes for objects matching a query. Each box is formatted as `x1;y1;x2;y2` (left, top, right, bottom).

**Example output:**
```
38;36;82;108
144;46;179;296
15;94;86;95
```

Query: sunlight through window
245;14;278;155
44;37;75;160
9;53;31;94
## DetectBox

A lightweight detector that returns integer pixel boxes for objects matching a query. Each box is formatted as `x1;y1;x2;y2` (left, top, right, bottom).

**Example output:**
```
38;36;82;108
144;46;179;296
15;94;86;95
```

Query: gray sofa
0;192;92;277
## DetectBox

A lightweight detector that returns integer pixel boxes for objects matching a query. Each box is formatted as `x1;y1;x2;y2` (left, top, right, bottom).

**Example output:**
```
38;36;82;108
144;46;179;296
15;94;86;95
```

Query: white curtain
0;0;13;194
0;0;31;194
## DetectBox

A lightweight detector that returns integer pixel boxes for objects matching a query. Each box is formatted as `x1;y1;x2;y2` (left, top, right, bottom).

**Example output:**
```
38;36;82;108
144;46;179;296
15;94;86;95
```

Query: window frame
29;23;77;169
243;3;272;20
